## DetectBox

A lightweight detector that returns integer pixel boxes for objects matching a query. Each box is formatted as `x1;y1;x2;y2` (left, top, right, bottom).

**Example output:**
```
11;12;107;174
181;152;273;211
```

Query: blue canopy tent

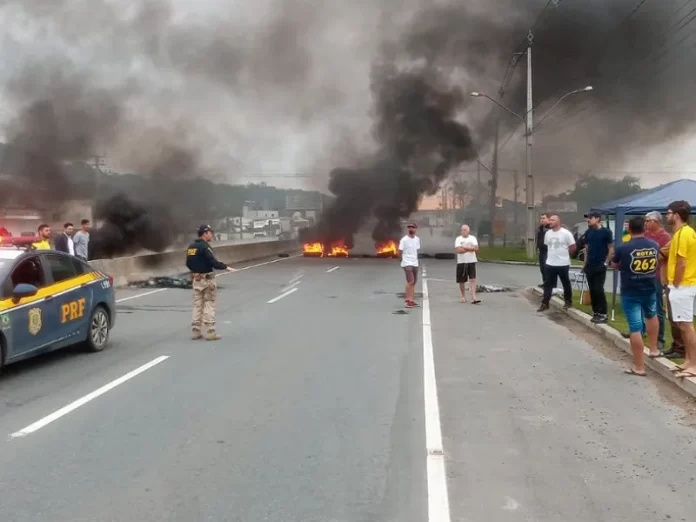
591;179;696;321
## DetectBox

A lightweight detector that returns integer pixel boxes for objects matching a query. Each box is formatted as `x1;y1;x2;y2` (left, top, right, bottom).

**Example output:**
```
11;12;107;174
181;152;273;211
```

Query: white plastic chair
569;270;587;303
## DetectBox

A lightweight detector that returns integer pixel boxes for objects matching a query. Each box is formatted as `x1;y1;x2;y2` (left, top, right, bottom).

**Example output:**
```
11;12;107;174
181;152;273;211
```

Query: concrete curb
529;286;696;398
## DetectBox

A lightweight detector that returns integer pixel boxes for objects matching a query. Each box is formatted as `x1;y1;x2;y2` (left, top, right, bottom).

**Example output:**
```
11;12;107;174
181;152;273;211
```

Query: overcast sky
1;0;694;197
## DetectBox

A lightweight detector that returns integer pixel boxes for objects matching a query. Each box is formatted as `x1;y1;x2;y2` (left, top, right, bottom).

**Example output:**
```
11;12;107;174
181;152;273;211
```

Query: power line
481;1;563;164
544;0;696;133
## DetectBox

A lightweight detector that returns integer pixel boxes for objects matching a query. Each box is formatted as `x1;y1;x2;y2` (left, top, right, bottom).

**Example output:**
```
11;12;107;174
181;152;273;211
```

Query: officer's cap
198;224;213;236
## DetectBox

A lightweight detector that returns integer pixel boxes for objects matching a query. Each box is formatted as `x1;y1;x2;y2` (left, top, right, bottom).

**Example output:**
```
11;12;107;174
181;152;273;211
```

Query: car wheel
85;306;110;352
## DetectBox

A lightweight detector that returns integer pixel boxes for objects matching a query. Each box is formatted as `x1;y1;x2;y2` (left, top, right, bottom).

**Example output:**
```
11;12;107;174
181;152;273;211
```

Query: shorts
456;263;477;283
403;266;418;284
621;293;657;333
668;285;696;322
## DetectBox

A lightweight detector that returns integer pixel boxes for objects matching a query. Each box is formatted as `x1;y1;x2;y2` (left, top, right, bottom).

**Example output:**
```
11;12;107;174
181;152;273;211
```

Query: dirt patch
523;289;696;427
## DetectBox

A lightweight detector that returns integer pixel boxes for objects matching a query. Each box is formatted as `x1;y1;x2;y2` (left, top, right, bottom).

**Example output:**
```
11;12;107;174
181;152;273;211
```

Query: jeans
621;292;657;333
654;279;665;345
539;251;547;285
542;265;573;305
585;264;607;315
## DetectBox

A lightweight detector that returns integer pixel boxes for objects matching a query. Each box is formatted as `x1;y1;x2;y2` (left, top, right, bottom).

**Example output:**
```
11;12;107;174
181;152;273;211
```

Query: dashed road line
288;271;304;284
267;287;299;304
326;266;340;273
281;280;302;293
10;356;170;439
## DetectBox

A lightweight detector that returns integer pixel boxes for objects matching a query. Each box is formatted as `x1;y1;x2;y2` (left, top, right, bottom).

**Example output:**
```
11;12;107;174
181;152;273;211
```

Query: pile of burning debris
302;239;399;258
302;241;349;258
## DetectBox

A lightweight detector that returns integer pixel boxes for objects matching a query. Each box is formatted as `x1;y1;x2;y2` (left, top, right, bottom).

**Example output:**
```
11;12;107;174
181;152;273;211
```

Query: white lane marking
115;254;300;303
422;270;452;522
326;266;340;273
502;497;520;511
116;289;168;303
281;280;302;293
10;356;170;439
267;287;298;304
288;271;304;284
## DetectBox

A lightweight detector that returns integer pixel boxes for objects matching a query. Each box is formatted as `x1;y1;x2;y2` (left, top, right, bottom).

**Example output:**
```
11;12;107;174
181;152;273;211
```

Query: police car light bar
0;236;41;248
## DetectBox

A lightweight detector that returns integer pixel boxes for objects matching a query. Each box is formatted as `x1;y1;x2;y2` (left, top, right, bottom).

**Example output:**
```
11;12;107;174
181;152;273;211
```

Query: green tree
542;174;643;223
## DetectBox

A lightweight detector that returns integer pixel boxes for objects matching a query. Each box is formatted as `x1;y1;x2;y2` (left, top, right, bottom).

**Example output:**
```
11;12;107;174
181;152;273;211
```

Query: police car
0;237;116;370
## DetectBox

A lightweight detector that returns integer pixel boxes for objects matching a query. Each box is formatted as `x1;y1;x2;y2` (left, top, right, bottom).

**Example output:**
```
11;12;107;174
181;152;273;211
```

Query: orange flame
303;242;324;255
375;240;398;257
327;242;349;257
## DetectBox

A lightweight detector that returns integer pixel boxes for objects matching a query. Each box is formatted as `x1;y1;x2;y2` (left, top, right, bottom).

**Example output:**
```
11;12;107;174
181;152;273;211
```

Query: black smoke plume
0;67;192;258
89;194;176;260
305;65;477;247
396;0;696;190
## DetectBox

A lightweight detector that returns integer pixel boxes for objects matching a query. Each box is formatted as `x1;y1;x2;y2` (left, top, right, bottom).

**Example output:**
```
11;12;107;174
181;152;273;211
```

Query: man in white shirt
454;224;481;304
538;215;577;312
398;222;421;308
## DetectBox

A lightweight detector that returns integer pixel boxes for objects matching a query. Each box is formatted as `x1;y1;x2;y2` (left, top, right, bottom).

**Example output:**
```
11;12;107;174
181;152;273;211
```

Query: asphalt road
0;257;693;521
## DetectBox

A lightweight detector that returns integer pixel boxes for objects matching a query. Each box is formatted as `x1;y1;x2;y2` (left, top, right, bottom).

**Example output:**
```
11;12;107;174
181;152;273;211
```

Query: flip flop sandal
472;300;481;305
675;371;696;379
670;366;685;372
648;352;665;358
624;369;646;377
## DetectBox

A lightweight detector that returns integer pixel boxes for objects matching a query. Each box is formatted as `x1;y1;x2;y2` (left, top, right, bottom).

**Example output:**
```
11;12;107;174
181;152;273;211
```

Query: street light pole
525;31;534;259
470;71;592;258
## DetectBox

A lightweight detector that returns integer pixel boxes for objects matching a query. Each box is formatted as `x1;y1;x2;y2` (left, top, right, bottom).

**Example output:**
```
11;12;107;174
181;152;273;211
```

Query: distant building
243;208;279;219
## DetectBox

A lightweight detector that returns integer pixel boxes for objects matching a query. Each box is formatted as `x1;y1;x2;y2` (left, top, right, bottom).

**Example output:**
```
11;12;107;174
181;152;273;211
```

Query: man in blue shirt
611;216;661;376
583;211;614;324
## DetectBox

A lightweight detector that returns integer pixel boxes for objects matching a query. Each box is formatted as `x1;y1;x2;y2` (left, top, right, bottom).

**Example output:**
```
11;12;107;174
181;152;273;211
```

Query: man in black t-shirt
536;213;551;287
583;211;614;324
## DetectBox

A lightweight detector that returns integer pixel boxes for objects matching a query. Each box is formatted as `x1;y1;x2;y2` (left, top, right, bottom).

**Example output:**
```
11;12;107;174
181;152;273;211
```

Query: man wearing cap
583;211;614;324
185;225;237;341
398;222;421;308
645;210;674;352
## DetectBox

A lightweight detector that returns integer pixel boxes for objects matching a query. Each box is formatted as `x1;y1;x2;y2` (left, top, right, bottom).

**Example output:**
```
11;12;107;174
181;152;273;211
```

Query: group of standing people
536;201;696;379
31;220;91;260
397;222;482;308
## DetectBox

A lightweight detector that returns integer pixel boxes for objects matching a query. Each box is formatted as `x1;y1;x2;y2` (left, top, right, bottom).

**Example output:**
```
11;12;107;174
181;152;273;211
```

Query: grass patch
479;246;582;265
478;246;535;263
567;290;686;363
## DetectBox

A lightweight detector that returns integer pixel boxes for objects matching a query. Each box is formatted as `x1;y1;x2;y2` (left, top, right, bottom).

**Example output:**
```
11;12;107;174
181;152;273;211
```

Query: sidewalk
424;262;696;521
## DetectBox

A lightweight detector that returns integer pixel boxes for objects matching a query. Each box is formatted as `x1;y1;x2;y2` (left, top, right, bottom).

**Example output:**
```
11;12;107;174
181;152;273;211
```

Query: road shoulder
528;286;696;399
427;276;696;521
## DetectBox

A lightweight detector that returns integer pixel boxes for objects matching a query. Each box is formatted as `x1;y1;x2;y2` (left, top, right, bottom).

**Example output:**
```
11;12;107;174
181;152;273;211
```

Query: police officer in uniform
186;225;236;340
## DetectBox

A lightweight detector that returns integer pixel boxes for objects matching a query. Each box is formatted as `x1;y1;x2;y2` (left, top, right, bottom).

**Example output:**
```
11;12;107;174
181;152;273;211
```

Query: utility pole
525;30;535;259
513;170;519;228
488;114;500;248
92;154;106;217
476;155;481;235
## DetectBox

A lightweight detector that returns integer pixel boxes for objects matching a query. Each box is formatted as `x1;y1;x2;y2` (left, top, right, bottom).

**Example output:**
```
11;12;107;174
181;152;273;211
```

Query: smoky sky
2;0;696;246
396;0;696;191
304;63;477;246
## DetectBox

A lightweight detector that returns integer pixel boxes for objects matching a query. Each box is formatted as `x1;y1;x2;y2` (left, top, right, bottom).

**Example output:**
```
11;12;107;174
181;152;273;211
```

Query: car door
42;253;92;344
3;255;57;361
